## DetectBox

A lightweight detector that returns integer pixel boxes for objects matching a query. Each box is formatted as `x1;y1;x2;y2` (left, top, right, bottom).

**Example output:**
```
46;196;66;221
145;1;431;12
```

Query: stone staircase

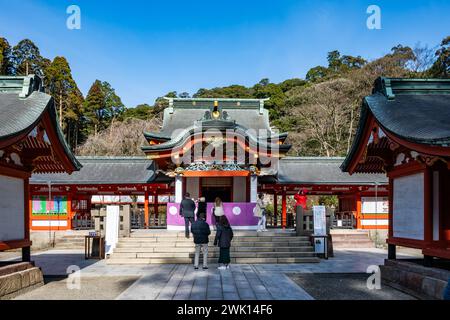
330;229;375;248
107;230;320;264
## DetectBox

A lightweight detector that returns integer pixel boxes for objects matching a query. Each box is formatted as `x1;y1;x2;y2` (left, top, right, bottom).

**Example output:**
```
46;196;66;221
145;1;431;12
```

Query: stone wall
381;259;449;300
0;262;44;299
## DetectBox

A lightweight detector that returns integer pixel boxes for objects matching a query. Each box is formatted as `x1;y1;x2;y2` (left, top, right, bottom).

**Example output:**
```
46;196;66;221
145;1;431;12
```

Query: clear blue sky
1;0;449;107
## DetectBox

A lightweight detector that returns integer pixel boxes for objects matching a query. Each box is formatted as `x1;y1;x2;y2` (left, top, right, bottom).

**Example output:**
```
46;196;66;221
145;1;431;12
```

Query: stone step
130;231;297;238
113;246;314;253
106;256;320;265
110;251;316;259
331;234;370;240
116;240;312;248
121;236;310;242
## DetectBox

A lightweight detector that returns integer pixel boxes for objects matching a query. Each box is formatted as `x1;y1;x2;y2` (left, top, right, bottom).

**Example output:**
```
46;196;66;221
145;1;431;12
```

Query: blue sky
1;0;449;107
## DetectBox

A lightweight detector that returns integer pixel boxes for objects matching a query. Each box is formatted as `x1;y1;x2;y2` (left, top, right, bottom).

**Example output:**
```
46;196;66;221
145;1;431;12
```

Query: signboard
313;206;327;255
313;206;327;236
361;197;389;214
105;205;120;255
32;195;67;214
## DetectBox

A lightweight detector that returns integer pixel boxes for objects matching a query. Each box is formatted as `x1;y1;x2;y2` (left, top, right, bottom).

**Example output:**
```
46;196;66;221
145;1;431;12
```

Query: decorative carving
388;140;400;151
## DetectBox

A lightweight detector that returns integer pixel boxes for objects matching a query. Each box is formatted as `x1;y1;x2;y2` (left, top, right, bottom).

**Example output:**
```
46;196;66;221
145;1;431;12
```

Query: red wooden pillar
23;177;31;262
144;191;149;228
281;190;287;229
356;194;362;229
273;192;278;227
153;190;159;226
67;192;73;230
24;178;30;240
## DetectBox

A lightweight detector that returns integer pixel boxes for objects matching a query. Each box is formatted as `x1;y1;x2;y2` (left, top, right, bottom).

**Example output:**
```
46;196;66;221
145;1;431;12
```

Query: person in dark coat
197;197;207;218
191;211;211;270
180;192;196;238
214;215;233;270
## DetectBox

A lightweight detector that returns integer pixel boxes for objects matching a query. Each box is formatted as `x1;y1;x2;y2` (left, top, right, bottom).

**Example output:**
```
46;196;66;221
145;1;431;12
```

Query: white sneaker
218;266;227;270
257;229;262;232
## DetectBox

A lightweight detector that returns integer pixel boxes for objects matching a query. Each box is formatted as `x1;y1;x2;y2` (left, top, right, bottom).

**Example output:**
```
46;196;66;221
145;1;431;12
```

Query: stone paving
3;248;419;300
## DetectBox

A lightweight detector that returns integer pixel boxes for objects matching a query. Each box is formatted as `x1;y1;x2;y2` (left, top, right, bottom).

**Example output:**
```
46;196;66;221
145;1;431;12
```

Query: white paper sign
105;205;120;255
313;205;327;236
361;197;389;214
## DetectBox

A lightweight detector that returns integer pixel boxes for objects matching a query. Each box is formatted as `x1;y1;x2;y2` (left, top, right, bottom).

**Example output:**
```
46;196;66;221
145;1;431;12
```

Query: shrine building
0;75;81;261
342;77;450;261
28;98;388;232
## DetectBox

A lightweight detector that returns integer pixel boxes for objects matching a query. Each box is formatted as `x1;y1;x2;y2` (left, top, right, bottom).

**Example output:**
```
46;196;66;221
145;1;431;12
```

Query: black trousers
184;217;194;237
218;247;231;264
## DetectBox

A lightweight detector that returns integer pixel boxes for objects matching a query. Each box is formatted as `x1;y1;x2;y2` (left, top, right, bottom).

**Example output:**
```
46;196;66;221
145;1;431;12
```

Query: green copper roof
0;75;81;171
167;97;268;109
342;77;450;172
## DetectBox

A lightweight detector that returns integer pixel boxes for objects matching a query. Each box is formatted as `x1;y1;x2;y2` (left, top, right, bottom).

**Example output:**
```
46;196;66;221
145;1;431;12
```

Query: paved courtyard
3;248;419;300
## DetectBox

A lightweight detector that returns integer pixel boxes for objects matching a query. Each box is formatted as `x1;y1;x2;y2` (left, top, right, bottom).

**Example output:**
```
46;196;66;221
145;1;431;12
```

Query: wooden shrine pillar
153;190;159;226
356;194;362;229
144;191;149;228
281;190;287;229
67;192;73;230
272;192;278;226
23;178;31;262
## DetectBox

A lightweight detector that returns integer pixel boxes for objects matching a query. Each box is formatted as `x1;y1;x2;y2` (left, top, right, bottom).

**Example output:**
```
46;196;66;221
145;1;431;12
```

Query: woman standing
255;193;267;232
212;197;225;227
214;215;233;270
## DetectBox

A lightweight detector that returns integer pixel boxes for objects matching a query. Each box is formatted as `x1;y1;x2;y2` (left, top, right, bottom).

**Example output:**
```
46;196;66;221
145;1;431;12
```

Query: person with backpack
190;211;211;270
214;215;233;270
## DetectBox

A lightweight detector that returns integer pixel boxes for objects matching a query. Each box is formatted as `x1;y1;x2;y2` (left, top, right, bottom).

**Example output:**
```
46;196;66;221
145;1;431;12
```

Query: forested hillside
1;36;449;157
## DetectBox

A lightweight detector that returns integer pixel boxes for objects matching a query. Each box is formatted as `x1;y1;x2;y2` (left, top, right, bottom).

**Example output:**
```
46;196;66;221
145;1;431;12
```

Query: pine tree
11;39;48;76
100;81;125;128
0;37;13;75
84;80;106;136
44;57;77;126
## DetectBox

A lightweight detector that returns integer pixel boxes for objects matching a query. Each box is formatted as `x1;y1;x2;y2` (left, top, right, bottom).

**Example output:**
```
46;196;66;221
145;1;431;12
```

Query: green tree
278;78;307;92
178;91;190;98
0;37;13;75
44;57;77;126
252;80;286;119
44;56;85;150
305;65;330;82
429;36;450;78
100;81;125;126
11;39;48;76
83;80;106;135
122;104;153;120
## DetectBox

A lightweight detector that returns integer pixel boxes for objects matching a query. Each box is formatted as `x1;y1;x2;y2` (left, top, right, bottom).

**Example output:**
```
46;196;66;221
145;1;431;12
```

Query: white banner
105;205;120;255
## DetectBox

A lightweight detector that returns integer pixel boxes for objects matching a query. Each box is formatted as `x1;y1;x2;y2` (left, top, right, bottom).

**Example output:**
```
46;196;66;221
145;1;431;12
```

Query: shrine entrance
201;177;233;202
201;187;232;202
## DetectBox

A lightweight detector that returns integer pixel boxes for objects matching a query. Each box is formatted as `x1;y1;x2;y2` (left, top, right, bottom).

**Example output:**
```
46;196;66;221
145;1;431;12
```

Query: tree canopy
0;34;449;156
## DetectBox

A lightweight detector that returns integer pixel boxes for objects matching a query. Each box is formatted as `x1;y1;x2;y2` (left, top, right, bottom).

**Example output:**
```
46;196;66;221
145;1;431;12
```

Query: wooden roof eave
40;110;81;174
344;111;378;175
377;122;450;158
